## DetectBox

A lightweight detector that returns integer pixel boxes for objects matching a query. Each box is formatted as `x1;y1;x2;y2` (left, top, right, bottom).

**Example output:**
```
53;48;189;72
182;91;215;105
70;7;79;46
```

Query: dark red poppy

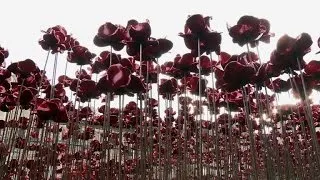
223;61;256;91
19;88;34;107
141;38;173;60
64;35;80;50
127;19;151;43
107;64;131;89
67;45;96;65
0;68;11;82
93;22;127;50
237;51;259;65
15;137;27;149
36;99;59;121
199;55;216;75
249;18;274;47
76;69;92;80
228;15;268;46
17;59;37;74
180;14;221;56
267;78;291;93
120;57;136;73
159;78;178;98
58;75;73;87
184;14;211;35
0;46;9;64
271;33;312;72
185;75;207;95
0;94;17;112
126;75;146;93
90;51;122;74
173;53;198;73
77;79;100;102
304;60;320;77
39;25;70;53
161;61;184;78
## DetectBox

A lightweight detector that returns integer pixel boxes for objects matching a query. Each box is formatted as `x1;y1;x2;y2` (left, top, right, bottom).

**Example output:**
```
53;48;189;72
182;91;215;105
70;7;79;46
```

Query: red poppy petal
18;59;37;73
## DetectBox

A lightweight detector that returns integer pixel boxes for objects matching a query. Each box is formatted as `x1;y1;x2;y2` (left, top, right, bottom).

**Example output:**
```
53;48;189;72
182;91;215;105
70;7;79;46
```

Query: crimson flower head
97;64;132;94
140;38;173;61
93;22;127;51
90;51;121;73
222;61;256;91
0;46;9;64
159;78;178;99
267;78;291;93
77;79;100;102
179;14;221;56
127;19;151;43
185;75;207;95
39;25;77;53
270;33;312;71
173;53;198;73
228;15;271;47
7;59;38;79
305;60;320;78
67;45;96;65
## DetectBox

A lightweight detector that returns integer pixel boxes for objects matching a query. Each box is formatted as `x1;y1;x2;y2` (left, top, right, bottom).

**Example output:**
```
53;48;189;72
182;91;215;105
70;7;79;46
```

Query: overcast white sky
1;0;319;105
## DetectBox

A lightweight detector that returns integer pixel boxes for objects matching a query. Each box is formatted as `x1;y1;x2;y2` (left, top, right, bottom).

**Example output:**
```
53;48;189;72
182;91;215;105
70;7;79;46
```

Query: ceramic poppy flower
36;99;59;121
184;14;211;35
39;25;70;53
237;51;259;65
97;64;131;93
58;75;73;87
267;78;291;93
180;14;221;56
250;18;274;47
17;59;37;75
77;79;100;102
93;22;127;50
90;51;121;74
107;64;131;89
271;33;312;71
67;45;96;65
173;53;198;73
65;35;80;50
0;94;17;112
120;57;136;73
19;87;35;108
304;60;320;78
127;19;151;43
185;75;207;95
76;69;92;80
199;55;216;75
159;78;178;98
228;15;269;46
222;61;256;91
141;38;173;60
0;68;11;83
161;61;184;78
126;75;146;94
0;46;9;64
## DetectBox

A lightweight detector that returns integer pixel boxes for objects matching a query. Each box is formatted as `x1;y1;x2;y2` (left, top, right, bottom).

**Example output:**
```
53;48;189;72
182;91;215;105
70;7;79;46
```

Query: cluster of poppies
0;14;320;179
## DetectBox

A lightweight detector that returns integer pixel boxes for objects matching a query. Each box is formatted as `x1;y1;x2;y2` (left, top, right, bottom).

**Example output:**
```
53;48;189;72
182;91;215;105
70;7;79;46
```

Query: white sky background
1;0;320;106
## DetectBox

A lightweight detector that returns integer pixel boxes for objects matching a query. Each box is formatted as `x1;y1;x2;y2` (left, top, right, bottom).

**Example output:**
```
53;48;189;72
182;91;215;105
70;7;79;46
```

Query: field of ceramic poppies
0;14;320;179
